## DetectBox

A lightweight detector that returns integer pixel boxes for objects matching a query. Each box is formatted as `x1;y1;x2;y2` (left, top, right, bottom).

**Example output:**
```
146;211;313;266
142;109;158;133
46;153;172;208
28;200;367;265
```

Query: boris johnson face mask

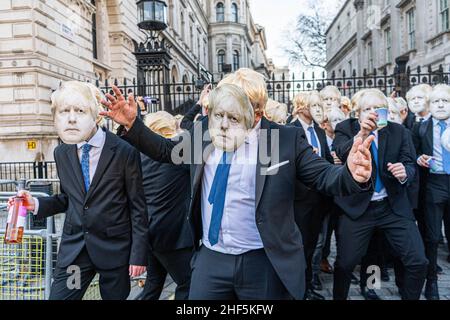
53;90;98;145
208;97;250;153
430;87;450;121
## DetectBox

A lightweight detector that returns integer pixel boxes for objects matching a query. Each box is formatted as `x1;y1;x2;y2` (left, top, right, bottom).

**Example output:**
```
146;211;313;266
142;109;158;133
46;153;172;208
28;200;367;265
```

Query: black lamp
136;0;168;31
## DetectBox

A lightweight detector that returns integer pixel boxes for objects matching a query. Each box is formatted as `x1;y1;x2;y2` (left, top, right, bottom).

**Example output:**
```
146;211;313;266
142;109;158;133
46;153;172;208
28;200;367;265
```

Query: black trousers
49;247;130;300
424;175;450;282
294;198;327;290
138;247;193;300
333;199;428;300
189;246;292;300
322;205;340;260
359;230;385;289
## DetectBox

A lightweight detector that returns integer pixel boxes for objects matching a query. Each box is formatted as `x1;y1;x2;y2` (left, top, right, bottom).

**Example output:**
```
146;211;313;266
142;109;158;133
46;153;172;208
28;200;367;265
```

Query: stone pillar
225;0;231;21
210;37;217;73
240;37;246;68
354;0;365;76
226;34;233;65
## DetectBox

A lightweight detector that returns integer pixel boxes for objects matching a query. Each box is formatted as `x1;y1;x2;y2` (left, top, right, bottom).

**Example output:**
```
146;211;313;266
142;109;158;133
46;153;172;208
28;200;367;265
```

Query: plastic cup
375;107;388;128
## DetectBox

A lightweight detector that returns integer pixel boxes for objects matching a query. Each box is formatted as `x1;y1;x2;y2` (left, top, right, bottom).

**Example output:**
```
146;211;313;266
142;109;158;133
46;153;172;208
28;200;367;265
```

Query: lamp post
135;0;172;112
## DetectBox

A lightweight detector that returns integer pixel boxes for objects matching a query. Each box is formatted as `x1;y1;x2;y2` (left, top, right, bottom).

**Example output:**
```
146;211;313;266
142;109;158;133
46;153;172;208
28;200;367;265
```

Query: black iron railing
94;65;450;115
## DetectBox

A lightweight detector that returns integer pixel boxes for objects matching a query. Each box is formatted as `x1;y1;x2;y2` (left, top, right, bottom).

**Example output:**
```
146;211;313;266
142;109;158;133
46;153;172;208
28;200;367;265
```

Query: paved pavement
129;241;450;301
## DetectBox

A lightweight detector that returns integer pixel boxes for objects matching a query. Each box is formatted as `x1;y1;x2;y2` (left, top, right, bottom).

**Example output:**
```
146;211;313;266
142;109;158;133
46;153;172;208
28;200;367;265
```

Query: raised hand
387;162;407;182
356;112;378;140
100;85;137;130
347;135;375;183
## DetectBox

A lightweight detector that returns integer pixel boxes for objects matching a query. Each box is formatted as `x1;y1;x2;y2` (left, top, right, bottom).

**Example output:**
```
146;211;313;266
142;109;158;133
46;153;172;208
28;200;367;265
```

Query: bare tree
284;0;344;71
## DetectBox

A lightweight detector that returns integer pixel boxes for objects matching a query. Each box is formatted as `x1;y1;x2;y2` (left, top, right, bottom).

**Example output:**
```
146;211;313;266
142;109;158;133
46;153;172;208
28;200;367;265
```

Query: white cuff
399;178;408;185
33;197;39;216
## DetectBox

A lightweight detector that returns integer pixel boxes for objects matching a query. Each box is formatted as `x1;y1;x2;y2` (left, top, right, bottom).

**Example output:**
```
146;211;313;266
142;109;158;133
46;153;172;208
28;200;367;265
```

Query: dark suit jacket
404;111;416;130
289;120;334;215
334;119;416;220
122;116;368;299
412;118;446;204
37;128;149;269
180;103;204;131
141;154;193;252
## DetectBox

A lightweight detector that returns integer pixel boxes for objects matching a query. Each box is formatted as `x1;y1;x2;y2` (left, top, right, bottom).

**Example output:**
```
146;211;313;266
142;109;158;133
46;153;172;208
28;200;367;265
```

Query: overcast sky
248;0;344;73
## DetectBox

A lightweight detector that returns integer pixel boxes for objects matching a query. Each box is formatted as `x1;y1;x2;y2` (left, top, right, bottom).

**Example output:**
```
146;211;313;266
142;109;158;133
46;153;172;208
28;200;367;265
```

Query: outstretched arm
101;85;177;164
296;129;374;196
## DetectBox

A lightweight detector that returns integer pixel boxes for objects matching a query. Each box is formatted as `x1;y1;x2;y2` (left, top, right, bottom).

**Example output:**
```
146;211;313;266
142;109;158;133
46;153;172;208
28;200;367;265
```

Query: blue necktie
307;127;319;150
439;120;450;174
208;152;233;246
81;144;92;192
370;133;385;193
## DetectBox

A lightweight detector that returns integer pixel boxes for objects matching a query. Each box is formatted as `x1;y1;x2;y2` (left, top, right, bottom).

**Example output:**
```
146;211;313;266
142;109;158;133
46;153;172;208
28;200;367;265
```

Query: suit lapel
255;118;272;210
425;119;434;156
66;144;86;195
378;127;388;173
192;129;214;195
314;122;328;155
84;130;117;202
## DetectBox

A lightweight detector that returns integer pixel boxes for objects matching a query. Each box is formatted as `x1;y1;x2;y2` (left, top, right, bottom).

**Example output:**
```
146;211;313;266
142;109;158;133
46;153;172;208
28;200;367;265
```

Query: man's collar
299;118;313;130
417;113;431;122
77;127;104;149
246;119;261;144
432;117;450;126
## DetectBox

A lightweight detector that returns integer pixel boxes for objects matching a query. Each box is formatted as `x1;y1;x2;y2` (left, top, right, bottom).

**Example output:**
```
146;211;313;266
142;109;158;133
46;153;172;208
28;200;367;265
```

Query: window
217;50;225;72
407;8;416;50
233;51;240;70
231;3;238;23
91;0;97;59
348;60;353;74
190;25;193;49
367;42;373;71
384;28;392;63
181;12;185;41
440;0;449;32
216;2;225;22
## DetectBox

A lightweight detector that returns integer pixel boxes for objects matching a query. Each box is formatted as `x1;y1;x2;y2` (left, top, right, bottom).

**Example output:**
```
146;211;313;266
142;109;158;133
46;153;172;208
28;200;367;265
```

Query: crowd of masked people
135;75;450;301
18;69;448;301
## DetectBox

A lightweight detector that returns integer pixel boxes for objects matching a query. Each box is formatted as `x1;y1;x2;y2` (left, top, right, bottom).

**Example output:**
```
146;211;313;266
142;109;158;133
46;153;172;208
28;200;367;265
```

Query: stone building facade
0;0;273;162
326;0;450;77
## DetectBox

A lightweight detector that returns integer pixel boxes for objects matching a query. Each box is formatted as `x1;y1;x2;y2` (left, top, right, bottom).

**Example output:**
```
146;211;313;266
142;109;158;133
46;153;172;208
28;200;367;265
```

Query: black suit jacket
123;116;369;300
334;119;416;220
412;118;445;204
37;129;149;269
180;103;204;131
404;111;416;130
141;155;193;252
289;120;334;205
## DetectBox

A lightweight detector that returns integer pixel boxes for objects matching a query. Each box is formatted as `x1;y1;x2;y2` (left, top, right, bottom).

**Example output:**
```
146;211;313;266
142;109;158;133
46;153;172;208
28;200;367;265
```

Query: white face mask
430;88;450;120
442;128;450;152
359;95;387;125
209;98;249;152
310;103;325;124
407;89;428;114
323;97;340;114
54;103;97;144
388;109;402;124
330;114;346;131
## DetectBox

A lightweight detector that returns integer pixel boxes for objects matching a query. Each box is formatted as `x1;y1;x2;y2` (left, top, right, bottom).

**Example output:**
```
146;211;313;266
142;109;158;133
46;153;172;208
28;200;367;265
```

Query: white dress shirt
34;127;106;214
299;119;322;157
201;121;263;255
431;118;450;174
76;127;106;183
415;113;431;123
326;135;334;152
